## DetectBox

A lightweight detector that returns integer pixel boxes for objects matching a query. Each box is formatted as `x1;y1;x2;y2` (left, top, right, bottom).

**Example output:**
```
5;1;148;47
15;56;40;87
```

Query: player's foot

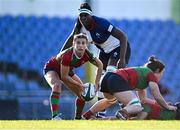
74;116;81;120
96;111;106;118
82;111;94;120
82;114;90;120
96;110;107;119
82;114;96;120
52;114;62;120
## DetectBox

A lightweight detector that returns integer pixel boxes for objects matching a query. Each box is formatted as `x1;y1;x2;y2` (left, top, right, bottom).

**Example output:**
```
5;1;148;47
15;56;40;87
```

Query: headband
78;8;92;15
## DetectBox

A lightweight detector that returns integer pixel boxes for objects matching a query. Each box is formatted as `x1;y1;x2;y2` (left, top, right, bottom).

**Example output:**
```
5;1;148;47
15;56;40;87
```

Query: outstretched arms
149;81;177;111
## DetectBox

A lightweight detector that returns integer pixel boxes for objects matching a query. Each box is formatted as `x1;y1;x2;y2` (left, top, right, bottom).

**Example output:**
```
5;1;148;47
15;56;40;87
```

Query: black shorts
99;42;131;70
100;72;132;94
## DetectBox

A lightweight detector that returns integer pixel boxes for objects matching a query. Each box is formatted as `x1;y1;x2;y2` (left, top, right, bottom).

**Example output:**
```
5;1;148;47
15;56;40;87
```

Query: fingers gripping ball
81;83;96;101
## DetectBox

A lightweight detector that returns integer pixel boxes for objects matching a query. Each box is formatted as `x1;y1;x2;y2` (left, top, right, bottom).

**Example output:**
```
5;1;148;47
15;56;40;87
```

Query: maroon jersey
44;47;96;78
142;99;176;120
113;67;157;89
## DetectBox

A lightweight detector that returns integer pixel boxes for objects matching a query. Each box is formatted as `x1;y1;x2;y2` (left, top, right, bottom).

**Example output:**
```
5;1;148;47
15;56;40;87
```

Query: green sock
50;92;60;117
75;98;85;119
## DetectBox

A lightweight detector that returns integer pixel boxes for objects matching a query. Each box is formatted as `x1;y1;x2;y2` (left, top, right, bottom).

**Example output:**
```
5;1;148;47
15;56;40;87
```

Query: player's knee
107;98;117;105
127;98;143;111
52;84;62;92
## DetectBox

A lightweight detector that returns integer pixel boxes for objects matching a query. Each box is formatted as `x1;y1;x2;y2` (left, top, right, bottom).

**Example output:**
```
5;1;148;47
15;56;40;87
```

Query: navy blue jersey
81;16;120;53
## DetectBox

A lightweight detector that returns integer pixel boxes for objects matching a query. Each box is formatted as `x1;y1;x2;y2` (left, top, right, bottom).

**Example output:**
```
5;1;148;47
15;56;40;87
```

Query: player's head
73;33;88;55
79;2;92;12
144;55;165;82
175;102;180;120
78;3;93;27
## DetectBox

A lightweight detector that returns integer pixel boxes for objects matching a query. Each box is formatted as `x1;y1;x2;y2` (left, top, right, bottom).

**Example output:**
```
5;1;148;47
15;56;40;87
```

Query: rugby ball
81;83;96;101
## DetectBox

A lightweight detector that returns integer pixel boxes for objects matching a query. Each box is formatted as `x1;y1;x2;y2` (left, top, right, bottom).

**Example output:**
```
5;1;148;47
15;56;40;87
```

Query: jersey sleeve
60;53;71;66
85;49;96;63
96;17;114;33
147;72;158;83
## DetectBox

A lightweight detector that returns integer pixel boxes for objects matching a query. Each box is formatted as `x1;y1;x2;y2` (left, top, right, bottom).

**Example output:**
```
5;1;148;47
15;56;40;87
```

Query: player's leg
105;72;141;119
114;91;142;119
82;93;117;119
71;74;85;119
108;43;131;69
44;71;62;120
82;72;117;119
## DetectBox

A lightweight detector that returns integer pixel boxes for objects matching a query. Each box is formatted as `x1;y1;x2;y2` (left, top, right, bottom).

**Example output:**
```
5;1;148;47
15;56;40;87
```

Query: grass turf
0;120;180;130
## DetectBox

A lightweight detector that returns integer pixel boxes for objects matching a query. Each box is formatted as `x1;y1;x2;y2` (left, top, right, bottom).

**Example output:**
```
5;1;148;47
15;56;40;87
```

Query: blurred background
0;0;179;120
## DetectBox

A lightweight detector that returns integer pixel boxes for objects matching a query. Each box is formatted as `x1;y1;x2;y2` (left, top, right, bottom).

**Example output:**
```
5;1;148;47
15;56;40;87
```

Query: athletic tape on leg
127;98;141;106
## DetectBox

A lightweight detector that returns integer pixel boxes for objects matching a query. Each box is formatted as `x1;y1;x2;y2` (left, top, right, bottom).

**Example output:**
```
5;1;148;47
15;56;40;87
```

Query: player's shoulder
92;15;111;25
60;47;73;58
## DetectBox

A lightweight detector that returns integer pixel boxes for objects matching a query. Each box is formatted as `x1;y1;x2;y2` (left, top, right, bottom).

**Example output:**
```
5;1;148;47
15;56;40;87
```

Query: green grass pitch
0;120;180;130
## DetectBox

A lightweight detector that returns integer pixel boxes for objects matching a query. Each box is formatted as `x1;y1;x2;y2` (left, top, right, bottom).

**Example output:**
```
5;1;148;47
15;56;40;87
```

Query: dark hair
145;55;165;73
79;2;92;11
175;102;180;120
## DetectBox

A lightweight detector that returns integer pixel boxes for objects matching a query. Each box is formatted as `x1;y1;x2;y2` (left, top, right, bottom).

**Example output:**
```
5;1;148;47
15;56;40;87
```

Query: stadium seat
0;15;180;118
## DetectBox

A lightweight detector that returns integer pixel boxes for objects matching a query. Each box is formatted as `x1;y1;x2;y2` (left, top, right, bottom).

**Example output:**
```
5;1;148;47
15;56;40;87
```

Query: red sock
50;91;60;118
75;98;85;119
82;110;93;119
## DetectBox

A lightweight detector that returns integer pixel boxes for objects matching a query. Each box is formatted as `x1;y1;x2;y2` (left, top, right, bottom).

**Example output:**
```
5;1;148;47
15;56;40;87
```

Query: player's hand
167;102;173;105
167;105;177;111
79;84;84;92
117;58;126;69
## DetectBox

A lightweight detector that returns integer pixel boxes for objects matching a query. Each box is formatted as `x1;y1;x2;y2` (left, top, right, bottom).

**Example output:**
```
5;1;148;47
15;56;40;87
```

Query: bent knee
128;98;142;109
106;98;117;105
52;84;62;92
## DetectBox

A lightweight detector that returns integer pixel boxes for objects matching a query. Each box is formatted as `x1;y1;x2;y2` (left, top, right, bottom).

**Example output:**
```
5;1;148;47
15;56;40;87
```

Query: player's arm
60;20;81;51
111;28;127;68
61;64;83;92
149;81;176;111
90;57;103;92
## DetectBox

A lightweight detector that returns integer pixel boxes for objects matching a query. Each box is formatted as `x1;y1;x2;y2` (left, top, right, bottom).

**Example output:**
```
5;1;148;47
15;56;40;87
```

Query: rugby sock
50;91;60;118
82;110;93;119
75;98;85;119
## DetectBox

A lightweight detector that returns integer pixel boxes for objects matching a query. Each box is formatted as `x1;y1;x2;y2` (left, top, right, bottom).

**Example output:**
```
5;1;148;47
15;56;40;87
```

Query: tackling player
82;56;177;120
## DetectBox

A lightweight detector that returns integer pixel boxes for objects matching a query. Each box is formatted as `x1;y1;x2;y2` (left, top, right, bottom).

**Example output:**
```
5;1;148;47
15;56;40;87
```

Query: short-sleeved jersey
44;47;96;78
113;67;158;89
80;16;120;53
56;47;96;70
142;100;176;120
